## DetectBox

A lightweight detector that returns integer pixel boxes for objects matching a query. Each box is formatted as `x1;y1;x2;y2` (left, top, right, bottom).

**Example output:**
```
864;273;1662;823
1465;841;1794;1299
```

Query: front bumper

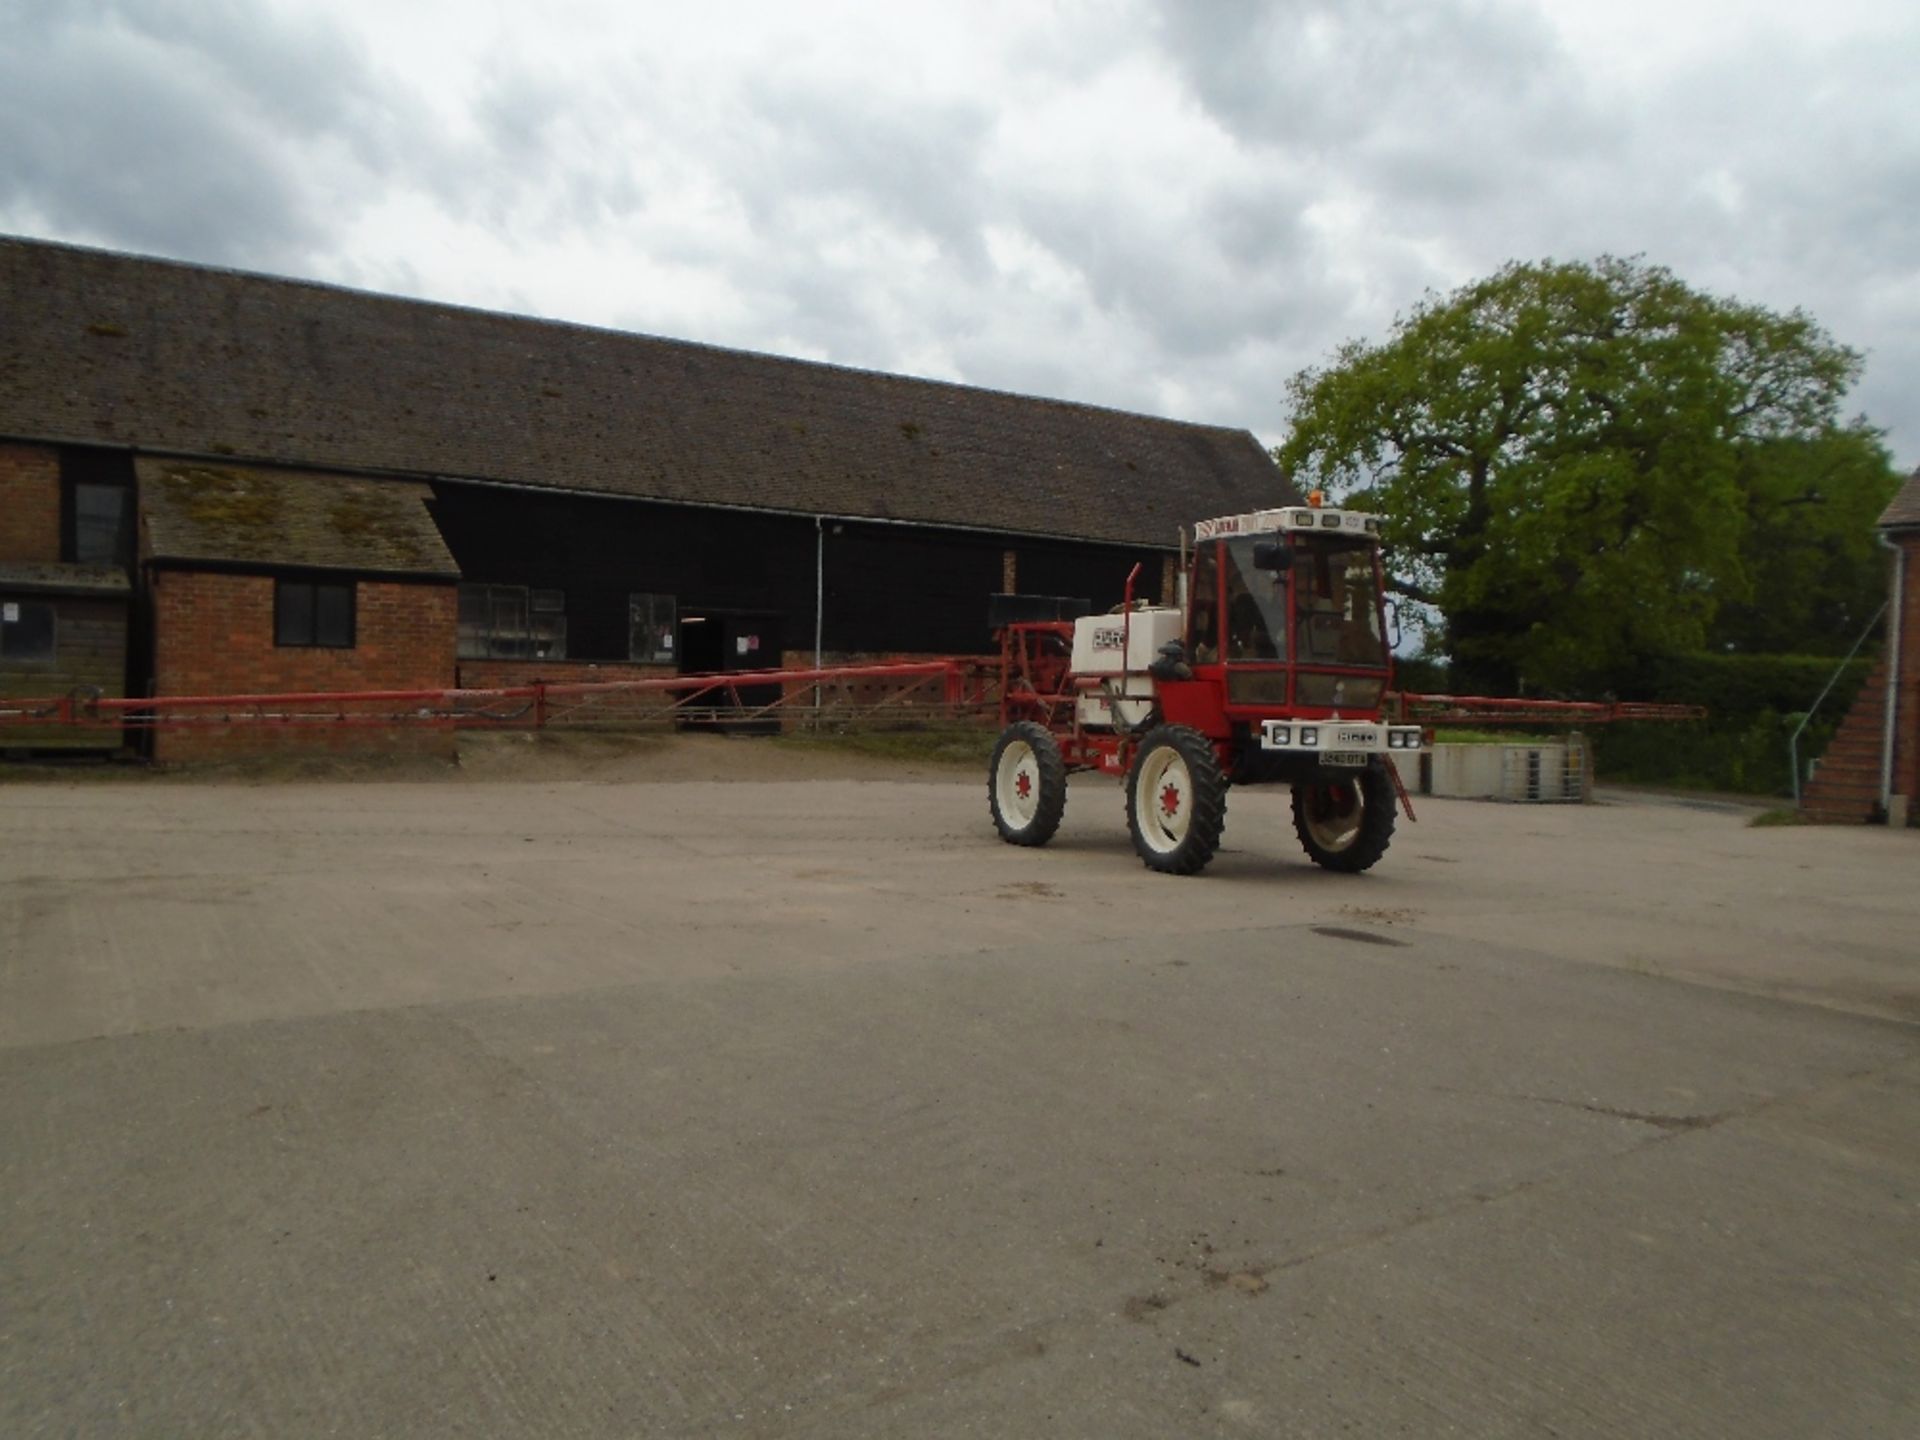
1260;719;1426;755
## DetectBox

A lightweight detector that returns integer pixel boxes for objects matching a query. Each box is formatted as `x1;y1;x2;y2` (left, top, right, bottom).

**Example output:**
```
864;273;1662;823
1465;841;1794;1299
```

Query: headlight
1271;725;1291;745
1300;727;1318;746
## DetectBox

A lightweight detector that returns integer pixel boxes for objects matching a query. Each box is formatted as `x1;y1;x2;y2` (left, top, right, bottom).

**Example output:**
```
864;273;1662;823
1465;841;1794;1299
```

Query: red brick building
0;236;1293;759
0;442;133;749
139;461;459;761
1801;466;1920;825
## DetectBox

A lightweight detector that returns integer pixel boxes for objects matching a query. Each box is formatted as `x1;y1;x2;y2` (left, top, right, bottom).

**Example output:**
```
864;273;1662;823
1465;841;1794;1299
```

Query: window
275;579;356;648
1294;541;1387;668
628;593;676;663
0;599;56;663
59;448;136;568
1222;536;1288;662
457;584;567;659
71;482;133;567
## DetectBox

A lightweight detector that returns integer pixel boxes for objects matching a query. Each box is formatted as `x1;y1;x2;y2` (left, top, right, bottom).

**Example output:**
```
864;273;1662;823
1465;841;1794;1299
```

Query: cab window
1295;541;1387;667
1222;536;1287;662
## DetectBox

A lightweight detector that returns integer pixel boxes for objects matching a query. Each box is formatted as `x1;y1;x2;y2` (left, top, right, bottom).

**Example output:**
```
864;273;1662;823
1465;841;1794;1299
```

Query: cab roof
1193;506;1382;541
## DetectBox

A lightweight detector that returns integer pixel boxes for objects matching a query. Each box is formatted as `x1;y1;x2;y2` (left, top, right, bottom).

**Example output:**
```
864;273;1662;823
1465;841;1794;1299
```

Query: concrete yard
3;738;1917;1437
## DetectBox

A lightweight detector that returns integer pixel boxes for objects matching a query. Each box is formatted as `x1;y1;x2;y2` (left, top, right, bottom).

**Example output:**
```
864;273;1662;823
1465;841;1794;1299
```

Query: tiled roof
0;561;131;596
0;237;1291;548
138;460;459;577
1880;467;1920;530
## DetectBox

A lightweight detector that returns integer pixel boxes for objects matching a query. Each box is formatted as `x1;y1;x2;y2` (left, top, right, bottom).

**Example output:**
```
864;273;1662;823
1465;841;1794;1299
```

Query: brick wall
1896;533;1920;814
150;570;458;762
0;443;61;562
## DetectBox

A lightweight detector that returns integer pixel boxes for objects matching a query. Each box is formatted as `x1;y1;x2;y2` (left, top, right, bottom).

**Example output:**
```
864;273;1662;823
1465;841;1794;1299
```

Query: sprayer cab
987;497;1423;877
1177;503;1395;718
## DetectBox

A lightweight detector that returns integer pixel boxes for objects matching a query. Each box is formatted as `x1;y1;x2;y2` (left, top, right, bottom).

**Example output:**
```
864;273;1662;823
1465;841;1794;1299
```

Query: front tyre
1125;725;1228;875
1291;762;1397;873
988;721;1068;846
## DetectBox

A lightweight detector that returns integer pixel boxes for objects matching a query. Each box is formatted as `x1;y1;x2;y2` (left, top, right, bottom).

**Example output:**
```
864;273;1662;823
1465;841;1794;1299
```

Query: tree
1708;426;1899;655
1275;256;1899;693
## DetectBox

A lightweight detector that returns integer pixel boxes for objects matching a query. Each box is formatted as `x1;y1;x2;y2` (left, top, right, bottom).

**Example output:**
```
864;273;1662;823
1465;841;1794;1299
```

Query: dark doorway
677;613;724;677
677;610;784;733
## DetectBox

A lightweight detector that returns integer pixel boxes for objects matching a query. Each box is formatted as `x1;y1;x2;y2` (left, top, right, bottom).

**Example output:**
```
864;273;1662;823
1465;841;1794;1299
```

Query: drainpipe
814;515;826;718
1878;531;1905;821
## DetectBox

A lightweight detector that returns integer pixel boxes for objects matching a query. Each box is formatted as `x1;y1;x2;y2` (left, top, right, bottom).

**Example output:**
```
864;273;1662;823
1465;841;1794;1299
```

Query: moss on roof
155;466;288;542
139;460;458;576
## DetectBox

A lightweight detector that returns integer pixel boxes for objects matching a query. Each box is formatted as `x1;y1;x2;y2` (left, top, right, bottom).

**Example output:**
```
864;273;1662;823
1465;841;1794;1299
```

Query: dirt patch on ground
457;731;988;785
3;730;992;788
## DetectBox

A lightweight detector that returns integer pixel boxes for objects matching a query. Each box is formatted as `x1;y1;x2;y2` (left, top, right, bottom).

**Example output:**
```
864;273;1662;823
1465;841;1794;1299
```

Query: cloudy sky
4;0;1916;466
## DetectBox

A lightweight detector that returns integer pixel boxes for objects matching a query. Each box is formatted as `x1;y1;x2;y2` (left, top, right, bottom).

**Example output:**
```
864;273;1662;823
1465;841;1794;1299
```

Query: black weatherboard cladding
428;484;1165;659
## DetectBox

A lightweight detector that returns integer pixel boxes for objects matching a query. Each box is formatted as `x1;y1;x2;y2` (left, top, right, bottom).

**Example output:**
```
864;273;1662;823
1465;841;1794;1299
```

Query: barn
0;235;1292;759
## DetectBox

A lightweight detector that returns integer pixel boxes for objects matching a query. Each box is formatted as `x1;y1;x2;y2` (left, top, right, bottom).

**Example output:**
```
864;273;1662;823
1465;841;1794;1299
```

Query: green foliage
1431;728;1554;745
1276;256;1899;693
1590;715;1810;797
1387;653;1453;693
1613;650;1872;715
1588;650;1872;795
1708;429;1898;654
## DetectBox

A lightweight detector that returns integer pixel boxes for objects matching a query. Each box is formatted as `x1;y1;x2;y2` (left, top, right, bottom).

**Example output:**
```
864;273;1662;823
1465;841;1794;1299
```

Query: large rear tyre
988;721;1068;846
1291;762;1397;873
1125;725;1228;875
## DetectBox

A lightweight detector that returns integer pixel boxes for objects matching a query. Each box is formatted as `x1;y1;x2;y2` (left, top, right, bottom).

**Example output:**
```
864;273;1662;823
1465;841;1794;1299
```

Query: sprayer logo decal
1092;627;1126;650
1194;516;1247;540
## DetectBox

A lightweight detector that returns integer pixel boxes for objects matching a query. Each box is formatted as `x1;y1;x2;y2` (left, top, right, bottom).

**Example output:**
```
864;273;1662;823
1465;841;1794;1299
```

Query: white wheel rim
1304;781;1364;850
995;740;1041;828
1135;747;1192;854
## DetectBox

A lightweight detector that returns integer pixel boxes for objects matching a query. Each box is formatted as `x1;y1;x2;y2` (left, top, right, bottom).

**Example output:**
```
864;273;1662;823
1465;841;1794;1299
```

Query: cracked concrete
2;756;1917;1436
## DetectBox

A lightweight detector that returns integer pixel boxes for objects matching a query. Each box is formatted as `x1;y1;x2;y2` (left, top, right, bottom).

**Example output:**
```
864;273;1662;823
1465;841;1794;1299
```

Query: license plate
1323;751;1369;768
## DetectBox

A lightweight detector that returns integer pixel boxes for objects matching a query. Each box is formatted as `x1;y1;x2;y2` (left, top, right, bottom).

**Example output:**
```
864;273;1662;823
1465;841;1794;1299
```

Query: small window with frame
70;482;134;567
0;599;57;663
276;579;356;648
457;583;566;659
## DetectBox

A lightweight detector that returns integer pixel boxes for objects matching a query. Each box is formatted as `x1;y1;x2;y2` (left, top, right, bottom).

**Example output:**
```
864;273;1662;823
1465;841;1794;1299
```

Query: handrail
1789;601;1888;808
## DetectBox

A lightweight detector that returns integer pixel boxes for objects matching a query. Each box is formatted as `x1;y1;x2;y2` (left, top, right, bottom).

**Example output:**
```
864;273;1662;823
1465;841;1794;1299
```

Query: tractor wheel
1291;762;1397;873
1125;725;1228;875
988;721;1068;846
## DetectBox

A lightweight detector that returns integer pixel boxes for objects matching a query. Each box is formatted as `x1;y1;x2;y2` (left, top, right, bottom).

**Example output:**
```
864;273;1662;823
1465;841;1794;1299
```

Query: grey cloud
0;0;403;268
733;77;999;272
1001;175;1327;361
2;1;1913;465
1151;0;1571;154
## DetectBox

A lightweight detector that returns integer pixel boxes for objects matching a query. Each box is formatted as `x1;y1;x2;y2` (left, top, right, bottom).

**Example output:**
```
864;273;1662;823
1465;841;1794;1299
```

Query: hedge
1592;651;1875;796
